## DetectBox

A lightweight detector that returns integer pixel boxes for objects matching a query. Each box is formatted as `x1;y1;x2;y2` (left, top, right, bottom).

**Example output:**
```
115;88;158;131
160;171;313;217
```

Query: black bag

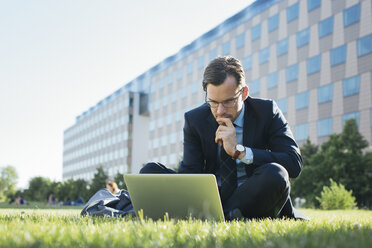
81;188;135;217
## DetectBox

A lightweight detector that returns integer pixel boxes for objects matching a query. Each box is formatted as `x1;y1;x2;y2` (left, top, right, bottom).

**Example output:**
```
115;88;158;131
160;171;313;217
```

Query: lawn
0;204;371;248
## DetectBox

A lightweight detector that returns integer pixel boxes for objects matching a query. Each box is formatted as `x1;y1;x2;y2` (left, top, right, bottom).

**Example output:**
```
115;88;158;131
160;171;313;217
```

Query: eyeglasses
205;88;243;108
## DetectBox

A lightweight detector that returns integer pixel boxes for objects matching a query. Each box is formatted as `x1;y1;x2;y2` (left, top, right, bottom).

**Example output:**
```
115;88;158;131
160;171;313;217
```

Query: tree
291;119;372;208
23;176;53;202
57;179;89;203
88;166;108;198
0;165;18;201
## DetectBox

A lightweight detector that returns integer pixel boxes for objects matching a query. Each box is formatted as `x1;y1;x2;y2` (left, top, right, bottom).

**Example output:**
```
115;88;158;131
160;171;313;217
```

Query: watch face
236;144;245;152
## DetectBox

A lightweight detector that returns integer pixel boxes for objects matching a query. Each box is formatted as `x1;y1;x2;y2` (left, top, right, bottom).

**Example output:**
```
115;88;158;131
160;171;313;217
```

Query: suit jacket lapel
243;99;256;148
207;111;219;172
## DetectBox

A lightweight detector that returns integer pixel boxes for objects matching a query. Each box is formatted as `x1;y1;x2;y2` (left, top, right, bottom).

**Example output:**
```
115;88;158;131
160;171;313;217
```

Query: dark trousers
140;162;292;219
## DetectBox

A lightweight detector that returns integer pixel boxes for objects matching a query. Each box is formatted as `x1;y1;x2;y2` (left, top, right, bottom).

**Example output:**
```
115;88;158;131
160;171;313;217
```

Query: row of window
150;3;371;94
64;149;128;174
64;133;129;163
64;116;129;151
65;99;129;140
295;111;362;141
276;73;365;114
149;131;183;150
151;82;200;107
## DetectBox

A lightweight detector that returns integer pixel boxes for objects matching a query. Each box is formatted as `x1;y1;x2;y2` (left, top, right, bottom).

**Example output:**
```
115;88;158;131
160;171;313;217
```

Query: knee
139;162;160;174
260;163;289;192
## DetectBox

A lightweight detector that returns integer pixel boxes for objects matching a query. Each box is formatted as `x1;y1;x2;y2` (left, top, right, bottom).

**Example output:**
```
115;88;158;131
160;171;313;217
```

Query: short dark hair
202;56;245;91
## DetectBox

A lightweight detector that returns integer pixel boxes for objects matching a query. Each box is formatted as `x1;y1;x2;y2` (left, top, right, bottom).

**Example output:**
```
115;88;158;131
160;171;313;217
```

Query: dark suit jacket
178;97;306;219
178;96;303;178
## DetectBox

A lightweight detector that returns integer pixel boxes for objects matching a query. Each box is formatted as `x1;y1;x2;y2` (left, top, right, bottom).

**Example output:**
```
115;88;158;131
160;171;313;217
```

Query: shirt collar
233;103;245;128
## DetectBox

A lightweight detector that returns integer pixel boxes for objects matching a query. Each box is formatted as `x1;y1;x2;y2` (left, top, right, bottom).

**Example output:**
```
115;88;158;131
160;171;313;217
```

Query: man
142;56;307;220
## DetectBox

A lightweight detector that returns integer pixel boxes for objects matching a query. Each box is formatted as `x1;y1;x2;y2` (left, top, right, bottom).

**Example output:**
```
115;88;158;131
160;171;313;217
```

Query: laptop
124;174;225;221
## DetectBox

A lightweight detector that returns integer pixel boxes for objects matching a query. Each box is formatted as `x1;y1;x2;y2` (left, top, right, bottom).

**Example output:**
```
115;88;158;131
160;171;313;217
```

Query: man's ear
242;86;249;100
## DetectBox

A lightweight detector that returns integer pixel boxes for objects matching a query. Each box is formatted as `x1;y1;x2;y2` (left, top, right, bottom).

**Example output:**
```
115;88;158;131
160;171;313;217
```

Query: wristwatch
232;144;245;160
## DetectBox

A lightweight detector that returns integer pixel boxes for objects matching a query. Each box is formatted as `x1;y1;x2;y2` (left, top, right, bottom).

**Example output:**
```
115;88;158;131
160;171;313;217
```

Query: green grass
0;206;371;248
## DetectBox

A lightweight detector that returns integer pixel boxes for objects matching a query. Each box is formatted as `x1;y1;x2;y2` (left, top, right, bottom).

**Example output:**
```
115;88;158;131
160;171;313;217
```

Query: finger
216;117;234;127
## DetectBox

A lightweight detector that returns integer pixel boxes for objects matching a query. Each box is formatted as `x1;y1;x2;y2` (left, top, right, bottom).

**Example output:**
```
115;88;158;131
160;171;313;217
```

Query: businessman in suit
141;56;307;220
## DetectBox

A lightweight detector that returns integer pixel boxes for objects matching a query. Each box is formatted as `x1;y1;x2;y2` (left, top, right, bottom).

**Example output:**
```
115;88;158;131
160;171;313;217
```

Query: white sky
0;0;254;189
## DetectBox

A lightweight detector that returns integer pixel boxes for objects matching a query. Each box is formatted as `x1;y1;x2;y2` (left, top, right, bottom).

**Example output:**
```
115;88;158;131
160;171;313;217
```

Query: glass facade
287;2;299;23
343;3;360;27
286;64;299;82
268;14;279;32
317;118;333;137
297;28;310;47
318;84;333;104
295;123;309;141
357;34;372;57
307;55;321;75
251;23;261;41
318;16;333;38
343;75;360;97
267;71;279;89
330;45;346;66
277;38;289;56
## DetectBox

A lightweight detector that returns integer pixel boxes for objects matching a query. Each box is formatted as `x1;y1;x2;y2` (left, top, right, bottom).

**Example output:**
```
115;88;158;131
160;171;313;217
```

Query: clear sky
0;0;254;189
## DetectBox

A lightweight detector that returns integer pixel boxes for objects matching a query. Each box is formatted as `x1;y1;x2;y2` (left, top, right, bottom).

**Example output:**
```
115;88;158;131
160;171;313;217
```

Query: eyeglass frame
205;88;244;108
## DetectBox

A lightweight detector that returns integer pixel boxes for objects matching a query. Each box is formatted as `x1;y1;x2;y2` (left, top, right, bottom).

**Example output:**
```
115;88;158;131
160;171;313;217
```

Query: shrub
316;179;356;210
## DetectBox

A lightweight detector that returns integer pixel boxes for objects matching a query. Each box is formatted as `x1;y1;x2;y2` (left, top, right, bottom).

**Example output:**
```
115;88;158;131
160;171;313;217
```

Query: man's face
206;75;248;122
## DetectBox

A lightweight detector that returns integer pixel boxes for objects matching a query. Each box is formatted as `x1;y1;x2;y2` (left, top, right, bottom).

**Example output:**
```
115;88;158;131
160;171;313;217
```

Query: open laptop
124;174;225;221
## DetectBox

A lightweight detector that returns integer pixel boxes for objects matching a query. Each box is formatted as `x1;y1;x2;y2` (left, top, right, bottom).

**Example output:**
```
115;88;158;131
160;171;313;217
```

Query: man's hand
215;117;237;157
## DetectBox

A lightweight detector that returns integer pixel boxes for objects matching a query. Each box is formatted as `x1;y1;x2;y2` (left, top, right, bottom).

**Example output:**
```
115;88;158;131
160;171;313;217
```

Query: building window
307;54;321;75
181;86;188;98
344;3;361;27
177;67;183;80
267;71;278;89
277;98;288;114
295;123;309;141
197;56;204;70
277;38;289;57
342;111;360;127
287;2;299;23
330;45;347;66
268;14;279;32
295;91;309;110
250;79;260;95
191;81;198;94
251;23;261;41
286;64;299;82
236;33;245;49
297;28;310;48
308;0;321;12
162;96;168;107
259;47;270;64
209;49;217;61
222;41;230;55
343;75;360;97
172;92;178;103
158;79;164;89
357;34;372;57
317;117;333;137
187;62;193;75
242;56;252;70
318;83;333;104
318;16;333;38
168;73;174;85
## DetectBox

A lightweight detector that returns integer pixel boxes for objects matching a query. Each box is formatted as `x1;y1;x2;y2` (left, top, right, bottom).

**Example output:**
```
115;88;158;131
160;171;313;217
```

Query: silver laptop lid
124;174;224;221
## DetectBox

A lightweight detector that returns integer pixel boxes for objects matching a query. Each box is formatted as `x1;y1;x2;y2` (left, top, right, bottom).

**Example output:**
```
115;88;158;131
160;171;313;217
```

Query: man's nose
216;103;225;114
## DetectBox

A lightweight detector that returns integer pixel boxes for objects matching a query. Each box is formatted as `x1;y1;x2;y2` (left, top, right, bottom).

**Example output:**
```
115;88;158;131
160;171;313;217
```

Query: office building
63;0;372;181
